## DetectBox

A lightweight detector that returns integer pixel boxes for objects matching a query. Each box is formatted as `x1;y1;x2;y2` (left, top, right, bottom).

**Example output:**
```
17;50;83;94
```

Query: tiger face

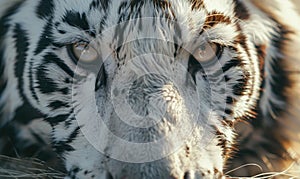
1;0;300;178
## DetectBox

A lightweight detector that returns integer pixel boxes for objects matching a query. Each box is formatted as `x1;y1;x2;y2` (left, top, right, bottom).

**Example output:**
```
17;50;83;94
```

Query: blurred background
293;0;300;10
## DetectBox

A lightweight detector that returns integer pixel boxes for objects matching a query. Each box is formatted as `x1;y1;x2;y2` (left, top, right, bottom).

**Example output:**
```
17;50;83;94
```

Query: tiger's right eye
68;42;99;64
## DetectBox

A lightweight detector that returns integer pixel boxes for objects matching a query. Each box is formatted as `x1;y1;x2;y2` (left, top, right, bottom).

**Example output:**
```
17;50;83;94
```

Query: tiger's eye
193;43;220;63
71;42;99;63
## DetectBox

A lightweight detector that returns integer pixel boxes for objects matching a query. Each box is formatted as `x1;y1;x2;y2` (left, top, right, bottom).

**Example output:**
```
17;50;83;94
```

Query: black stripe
37;53;76;95
154;0;175;19
43;52;75;77
46;114;71;125
66;126;81;145
226;96;235;105
34;21;53;55
12;101;44;124
0;48;7;125
89;0;110;11
232;78;247;96
222;59;241;72
189;0;204;10
36;65;59;94
129;0;144;19
13;24;29;98
225;108;233;115
204;12;231;28
54;142;75;155
98;14;108;34
0;48;7;96
0;1;24;37
60;87;70;95
63;11;90;32
53;127;80;155
36;0;54;19
48;101;70;110
234;0;250;20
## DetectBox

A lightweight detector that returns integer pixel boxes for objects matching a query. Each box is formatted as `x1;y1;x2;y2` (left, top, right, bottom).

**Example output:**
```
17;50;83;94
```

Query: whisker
0;155;66;178
225;163;263;175
226;162;300;179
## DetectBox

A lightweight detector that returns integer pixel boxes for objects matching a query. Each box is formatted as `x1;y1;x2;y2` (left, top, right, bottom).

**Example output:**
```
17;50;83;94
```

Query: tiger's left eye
192;42;222;63
68;42;99;63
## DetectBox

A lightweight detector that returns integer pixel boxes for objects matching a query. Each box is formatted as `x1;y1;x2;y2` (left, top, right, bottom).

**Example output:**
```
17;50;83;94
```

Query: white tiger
0;0;300;178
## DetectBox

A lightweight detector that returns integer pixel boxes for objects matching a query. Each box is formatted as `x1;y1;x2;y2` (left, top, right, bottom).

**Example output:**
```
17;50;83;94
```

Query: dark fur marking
225;109;233;115
43;52;75;78
153;0;175;19
35;22;53;55
13;24;29;99
0;48;7;98
234;0;250;20
46;114;71;126
215;129;231;157
232;78;247;96
36;0;54;19
89;0;110;11
12;101;44;124
60;87;70;95
204;12;231;28
66;127;81;145
222;59;241;72
49;101;70;110
226;96;235;105
129;0;144;19
36;65;59;94
53;126;80;155
54;142;75;155
117;2;129;23
29;60;39;102
63;11;92;35
0;1;24;37
68;167;80;179
189;0;204;10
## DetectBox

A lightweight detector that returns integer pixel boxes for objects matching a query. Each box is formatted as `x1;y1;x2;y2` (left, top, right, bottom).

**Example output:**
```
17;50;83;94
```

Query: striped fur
0;0;299;178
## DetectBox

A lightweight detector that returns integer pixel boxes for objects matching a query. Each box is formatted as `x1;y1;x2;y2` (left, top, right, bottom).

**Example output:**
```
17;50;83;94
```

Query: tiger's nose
126;73;177;123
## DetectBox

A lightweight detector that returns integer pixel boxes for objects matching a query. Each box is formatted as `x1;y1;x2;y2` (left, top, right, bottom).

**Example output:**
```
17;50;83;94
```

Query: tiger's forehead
52;0;238;46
